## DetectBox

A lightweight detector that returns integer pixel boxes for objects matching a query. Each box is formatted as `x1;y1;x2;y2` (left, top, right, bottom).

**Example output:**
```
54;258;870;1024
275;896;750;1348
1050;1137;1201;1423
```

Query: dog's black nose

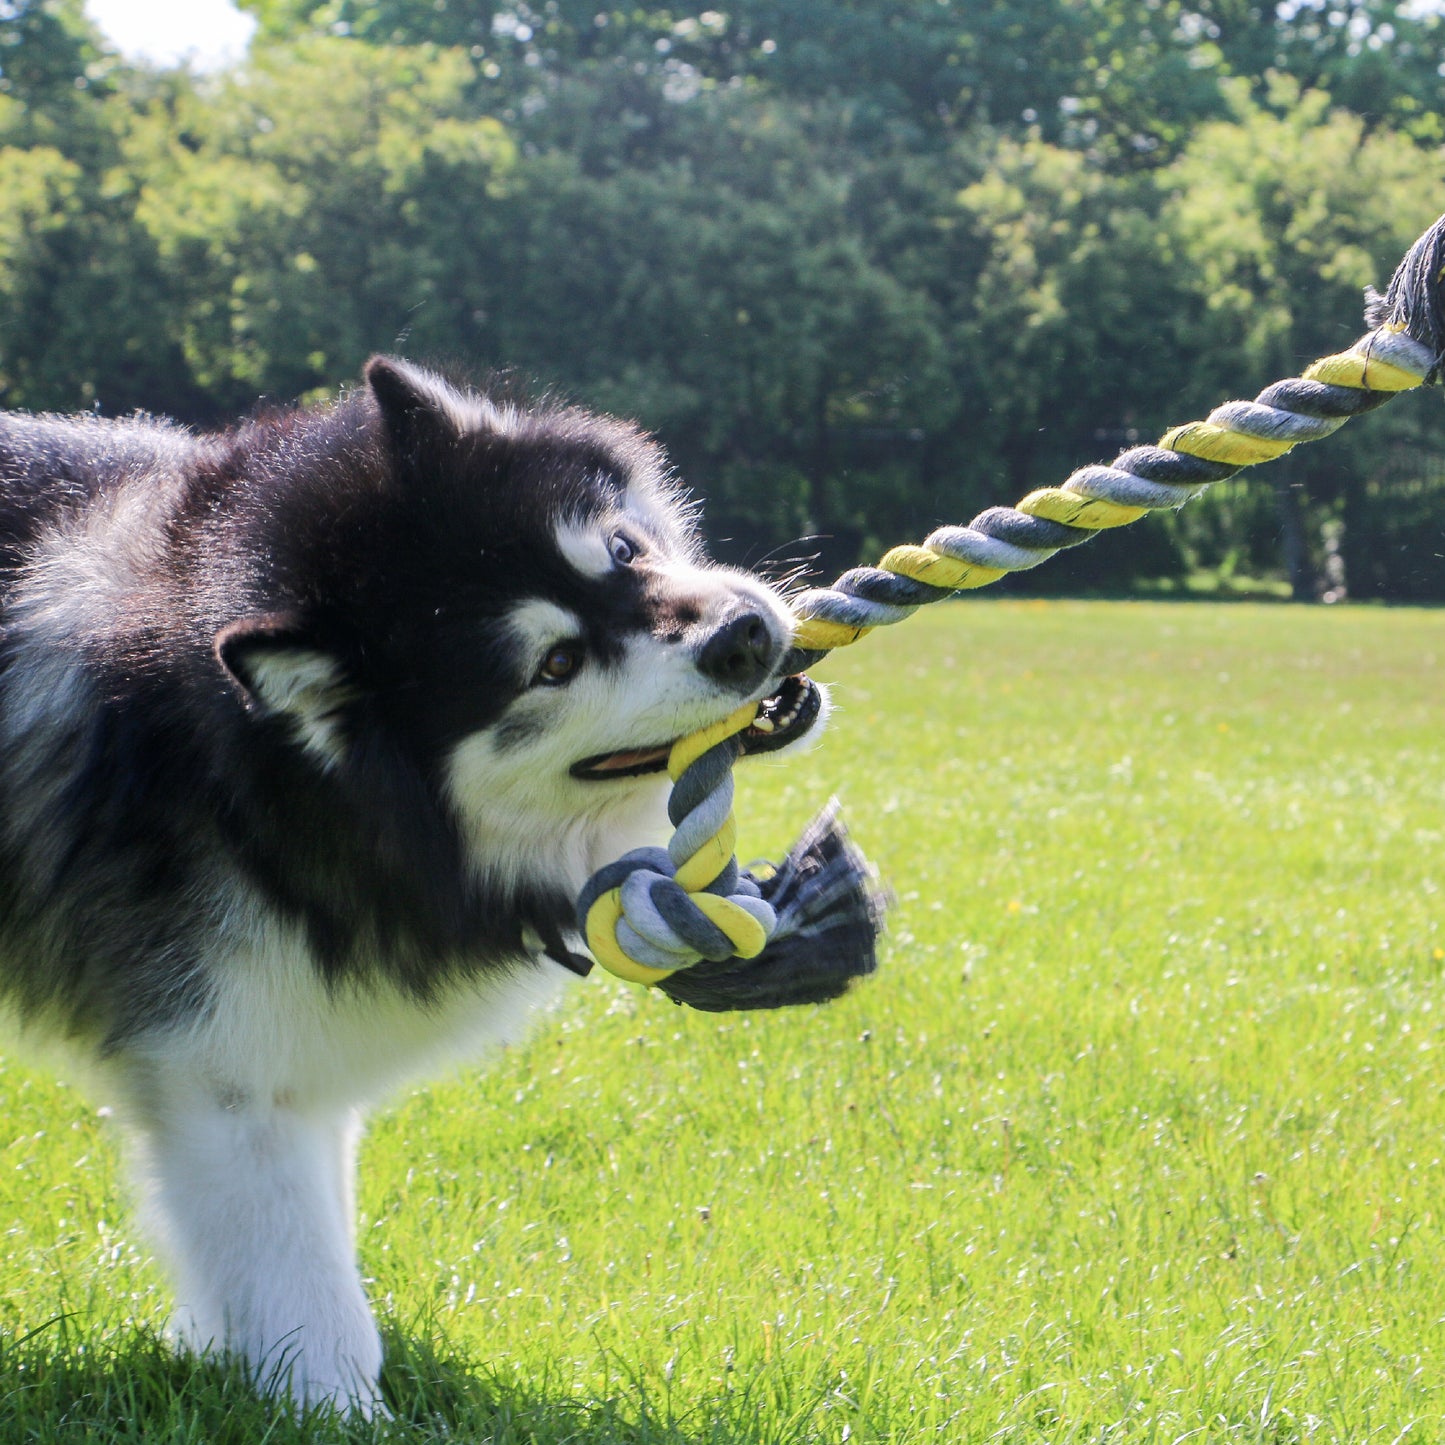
697;611;780;693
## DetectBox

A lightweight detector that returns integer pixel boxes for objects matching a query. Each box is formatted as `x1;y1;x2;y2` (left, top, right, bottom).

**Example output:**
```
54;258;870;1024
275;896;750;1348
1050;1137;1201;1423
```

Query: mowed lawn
2;600;1442;1443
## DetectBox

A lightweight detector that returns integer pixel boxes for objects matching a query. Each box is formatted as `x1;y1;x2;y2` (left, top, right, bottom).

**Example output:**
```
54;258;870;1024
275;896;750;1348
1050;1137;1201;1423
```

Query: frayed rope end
656;802;887;1012
1366;211;1445;381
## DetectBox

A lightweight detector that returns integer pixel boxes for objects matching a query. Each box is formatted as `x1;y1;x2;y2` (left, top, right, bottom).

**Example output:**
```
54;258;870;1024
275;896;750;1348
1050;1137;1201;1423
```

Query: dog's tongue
574;674;820;782
590;744;671;773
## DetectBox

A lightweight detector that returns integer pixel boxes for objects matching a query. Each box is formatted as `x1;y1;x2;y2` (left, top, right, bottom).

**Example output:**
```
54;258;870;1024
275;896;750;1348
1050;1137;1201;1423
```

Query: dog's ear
215;614;355;767
365;355;470;464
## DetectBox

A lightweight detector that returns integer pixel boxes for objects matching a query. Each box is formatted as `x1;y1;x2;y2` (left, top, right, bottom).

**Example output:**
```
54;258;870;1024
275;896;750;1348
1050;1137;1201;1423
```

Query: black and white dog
0;358;831;1413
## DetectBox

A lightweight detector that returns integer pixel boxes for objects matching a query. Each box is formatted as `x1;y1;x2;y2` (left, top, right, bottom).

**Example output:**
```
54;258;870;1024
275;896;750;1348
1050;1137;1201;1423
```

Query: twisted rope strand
578;703;776;985
787;324;1436;655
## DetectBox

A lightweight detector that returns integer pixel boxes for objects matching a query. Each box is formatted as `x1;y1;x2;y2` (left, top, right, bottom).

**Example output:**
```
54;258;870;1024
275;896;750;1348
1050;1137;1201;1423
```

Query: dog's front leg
119;1082;384;1415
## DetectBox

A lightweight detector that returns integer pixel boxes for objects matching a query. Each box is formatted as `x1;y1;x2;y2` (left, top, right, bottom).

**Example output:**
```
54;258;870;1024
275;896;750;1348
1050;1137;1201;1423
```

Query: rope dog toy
787;326;1434;655
578;211;1445;1008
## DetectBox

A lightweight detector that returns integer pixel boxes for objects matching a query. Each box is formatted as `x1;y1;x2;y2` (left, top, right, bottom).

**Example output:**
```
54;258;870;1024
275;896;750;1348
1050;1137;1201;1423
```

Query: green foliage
1160;78;1445;592
1263;0;1445;144
125;39;514;409
0;0;107;125
1;1;1444;592
1166;78;1441;384
473;128;952;567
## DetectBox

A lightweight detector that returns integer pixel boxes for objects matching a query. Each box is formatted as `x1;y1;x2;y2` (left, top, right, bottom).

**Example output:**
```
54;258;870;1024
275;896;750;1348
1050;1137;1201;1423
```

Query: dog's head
214;357;826;893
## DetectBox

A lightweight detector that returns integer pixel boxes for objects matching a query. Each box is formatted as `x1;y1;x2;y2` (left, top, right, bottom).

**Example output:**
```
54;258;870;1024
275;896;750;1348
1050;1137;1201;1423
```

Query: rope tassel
654;804;886;1012
577;210;1445;1004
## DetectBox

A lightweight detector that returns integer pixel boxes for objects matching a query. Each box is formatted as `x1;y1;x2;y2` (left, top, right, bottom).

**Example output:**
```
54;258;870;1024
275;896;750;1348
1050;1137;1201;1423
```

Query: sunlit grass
3;600;1443;1442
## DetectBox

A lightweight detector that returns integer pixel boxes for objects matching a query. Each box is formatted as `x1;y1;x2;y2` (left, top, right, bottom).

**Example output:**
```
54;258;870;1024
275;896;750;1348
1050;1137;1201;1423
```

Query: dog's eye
536;643;582;685
609;533;637;566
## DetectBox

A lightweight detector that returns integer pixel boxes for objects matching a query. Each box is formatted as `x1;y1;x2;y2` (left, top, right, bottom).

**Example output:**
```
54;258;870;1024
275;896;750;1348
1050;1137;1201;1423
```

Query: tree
124;38;514;413
467;103;953;572
0;1;202;412
231;1;1228;156
1162;77;1445;595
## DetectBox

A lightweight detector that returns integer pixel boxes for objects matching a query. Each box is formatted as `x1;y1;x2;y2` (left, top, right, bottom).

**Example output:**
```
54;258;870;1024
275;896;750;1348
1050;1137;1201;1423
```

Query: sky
86;0;257;70
82;1;1445;72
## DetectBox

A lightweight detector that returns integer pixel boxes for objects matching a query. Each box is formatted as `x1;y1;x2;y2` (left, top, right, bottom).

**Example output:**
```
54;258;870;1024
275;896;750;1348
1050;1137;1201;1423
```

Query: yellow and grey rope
579;212;1445;997
578;703;771;986
787;324;1434;655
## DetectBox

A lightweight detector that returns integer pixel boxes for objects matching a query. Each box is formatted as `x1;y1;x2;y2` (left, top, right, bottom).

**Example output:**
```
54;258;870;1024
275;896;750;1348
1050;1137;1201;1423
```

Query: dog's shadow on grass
381;1327;750;1444
0;1317;774;1444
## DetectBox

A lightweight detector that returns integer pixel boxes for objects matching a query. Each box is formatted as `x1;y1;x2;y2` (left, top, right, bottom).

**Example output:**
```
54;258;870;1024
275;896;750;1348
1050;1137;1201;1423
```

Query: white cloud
87;0;257;71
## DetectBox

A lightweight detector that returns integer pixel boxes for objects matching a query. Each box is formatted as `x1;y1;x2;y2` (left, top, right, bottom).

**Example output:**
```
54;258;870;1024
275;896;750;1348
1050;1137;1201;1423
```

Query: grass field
2;600;1443;1443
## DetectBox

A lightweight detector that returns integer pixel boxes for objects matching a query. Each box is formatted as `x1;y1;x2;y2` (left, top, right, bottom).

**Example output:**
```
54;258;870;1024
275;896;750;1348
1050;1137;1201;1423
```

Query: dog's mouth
569;673;822;782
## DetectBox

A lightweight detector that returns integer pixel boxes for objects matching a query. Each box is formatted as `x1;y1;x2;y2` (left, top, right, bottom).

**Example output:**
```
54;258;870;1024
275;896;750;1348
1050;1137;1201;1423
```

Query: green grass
4;600;1444;1443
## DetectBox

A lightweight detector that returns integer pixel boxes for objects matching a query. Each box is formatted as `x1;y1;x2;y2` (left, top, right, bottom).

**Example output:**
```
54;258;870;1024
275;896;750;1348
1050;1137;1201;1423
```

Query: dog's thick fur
0;358;824;1412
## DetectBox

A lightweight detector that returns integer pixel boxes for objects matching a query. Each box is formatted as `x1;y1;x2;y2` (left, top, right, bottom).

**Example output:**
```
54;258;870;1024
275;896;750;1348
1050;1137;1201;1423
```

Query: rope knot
576;845;776;984
575;703;884;1004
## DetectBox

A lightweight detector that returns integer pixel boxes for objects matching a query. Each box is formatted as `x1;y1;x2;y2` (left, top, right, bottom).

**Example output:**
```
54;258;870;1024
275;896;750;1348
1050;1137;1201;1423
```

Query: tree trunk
1273;477;1317;602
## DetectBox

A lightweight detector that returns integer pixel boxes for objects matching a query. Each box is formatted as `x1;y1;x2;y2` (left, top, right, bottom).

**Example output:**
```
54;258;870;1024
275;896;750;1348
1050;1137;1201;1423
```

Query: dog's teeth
752;716;775;733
